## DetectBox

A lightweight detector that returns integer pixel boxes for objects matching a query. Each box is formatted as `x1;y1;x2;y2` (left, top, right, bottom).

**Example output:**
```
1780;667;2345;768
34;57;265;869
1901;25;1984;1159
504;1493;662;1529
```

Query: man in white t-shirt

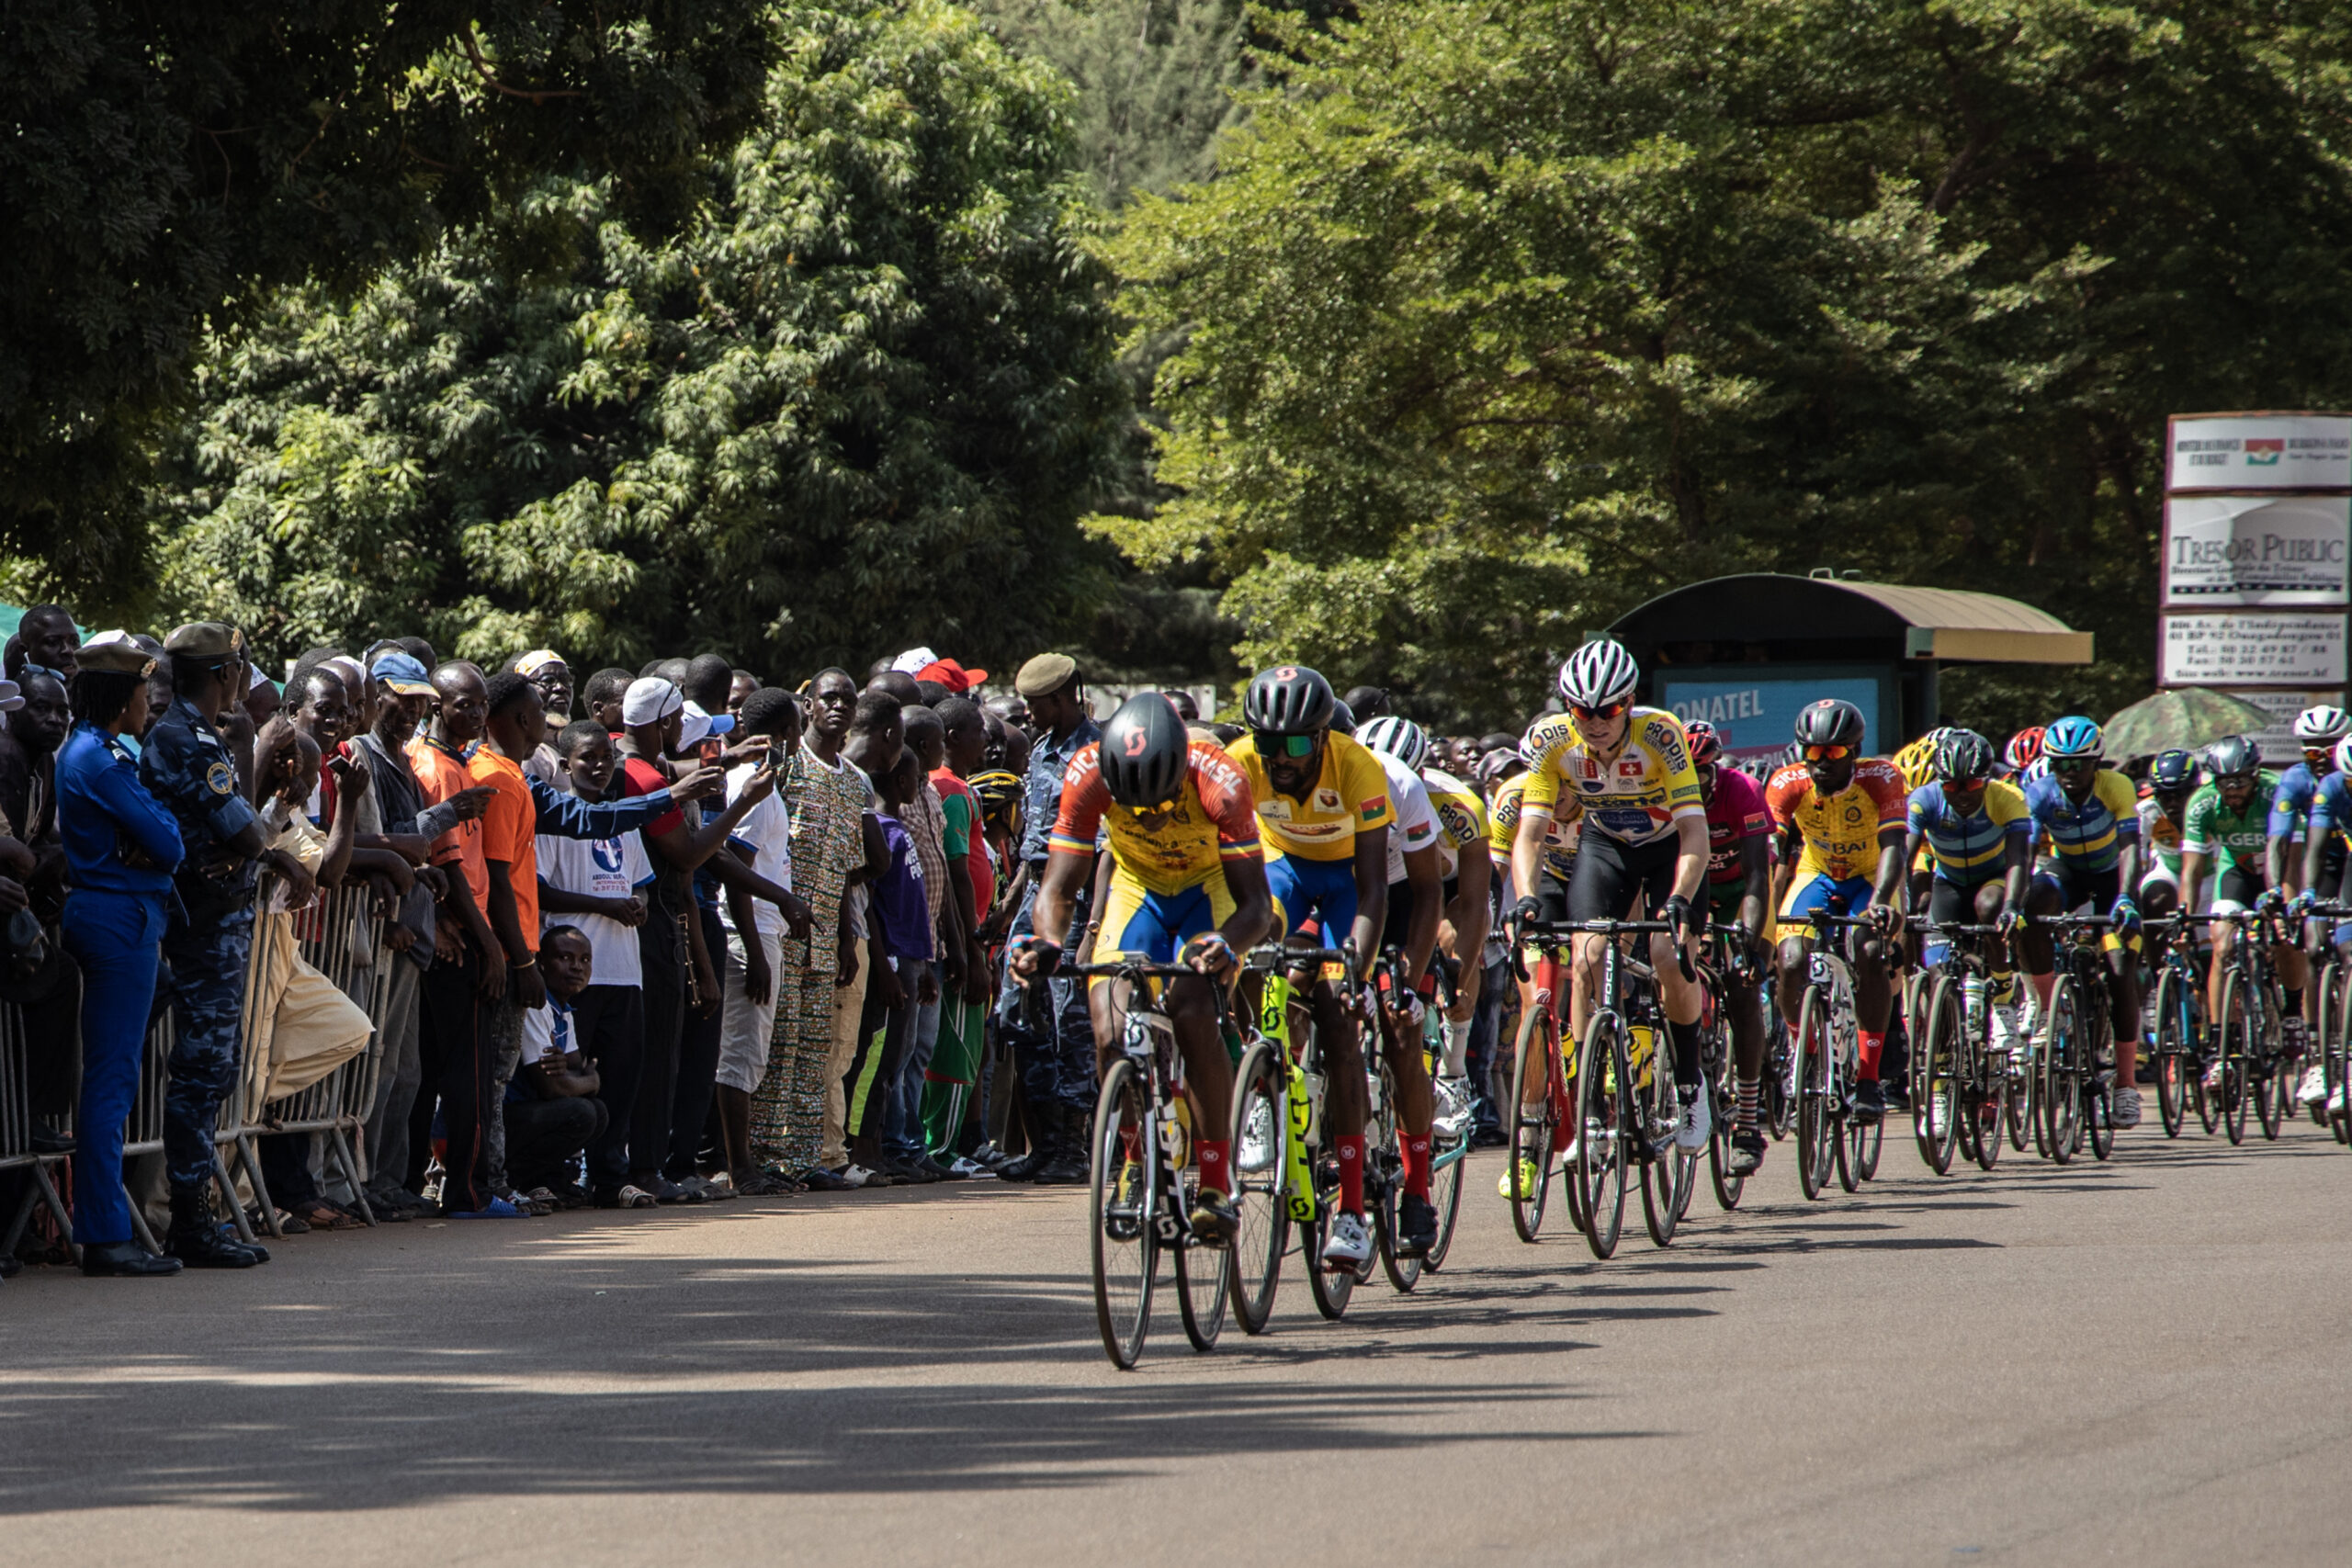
503;926;605;1205
714;688;814;1195
535;720;660;1207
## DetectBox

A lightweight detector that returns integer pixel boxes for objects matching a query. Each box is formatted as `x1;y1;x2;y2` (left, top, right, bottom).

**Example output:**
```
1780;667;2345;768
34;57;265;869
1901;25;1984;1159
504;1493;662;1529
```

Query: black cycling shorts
2041;862;2121;915
1567;831;1679;924
1928;876;2001;928
2216;863;2267;908
1382;873;1463;950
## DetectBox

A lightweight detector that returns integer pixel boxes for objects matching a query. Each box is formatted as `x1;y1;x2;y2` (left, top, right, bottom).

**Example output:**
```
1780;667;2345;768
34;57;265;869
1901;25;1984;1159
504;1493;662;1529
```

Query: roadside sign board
2159;612;2346;688
2162;493;2351;606
2167;412;2352;491
1655;667;1890;762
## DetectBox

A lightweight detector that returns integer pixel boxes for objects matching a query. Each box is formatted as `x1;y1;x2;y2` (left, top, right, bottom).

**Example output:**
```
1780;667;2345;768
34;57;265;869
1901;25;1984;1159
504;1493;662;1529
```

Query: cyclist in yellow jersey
1009;694;1273;1240
1226;665;1396;1269
1507;639;1714;1172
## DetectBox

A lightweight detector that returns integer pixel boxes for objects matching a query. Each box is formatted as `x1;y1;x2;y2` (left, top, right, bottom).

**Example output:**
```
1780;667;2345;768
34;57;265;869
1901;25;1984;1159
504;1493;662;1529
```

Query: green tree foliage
4;0;778;598
1102;0;2352;732
152;0;1128;676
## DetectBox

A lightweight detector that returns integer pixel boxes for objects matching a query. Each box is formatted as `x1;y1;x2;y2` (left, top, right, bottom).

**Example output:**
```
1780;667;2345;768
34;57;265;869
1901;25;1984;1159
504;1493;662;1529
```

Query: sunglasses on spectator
1801;743;1854;761
1570;700;1632;723
1254;731;1318;759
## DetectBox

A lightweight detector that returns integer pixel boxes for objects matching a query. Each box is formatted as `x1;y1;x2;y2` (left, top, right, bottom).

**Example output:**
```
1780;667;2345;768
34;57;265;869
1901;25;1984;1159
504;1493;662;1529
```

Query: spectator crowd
1;603;1535;1281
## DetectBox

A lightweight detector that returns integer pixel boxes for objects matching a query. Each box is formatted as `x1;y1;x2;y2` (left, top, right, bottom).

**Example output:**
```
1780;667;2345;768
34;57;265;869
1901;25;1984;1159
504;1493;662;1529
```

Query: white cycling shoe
1322;1211;1374;1270
2298;1064;2329;1109
1674;1089;1712;1153
2109;1085;2143;1129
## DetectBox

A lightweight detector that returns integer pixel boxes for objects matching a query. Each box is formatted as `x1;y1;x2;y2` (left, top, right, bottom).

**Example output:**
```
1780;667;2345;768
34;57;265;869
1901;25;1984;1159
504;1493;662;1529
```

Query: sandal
736;1171;799;1197
293;1201;366;1232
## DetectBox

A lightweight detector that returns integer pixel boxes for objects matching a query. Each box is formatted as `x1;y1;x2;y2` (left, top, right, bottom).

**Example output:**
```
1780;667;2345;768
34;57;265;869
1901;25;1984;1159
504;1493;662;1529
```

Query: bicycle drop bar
1241;943;1353;972
1073;959;1218;980
1512;918;1695;981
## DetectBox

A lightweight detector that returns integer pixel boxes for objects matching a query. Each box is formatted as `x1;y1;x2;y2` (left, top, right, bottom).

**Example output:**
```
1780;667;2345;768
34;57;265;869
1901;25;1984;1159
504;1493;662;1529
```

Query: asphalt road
6;1113;2352;1567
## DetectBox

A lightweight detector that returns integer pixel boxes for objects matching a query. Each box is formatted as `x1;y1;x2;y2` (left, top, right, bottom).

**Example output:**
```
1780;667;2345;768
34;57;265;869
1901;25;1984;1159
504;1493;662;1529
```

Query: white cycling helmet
2295;705;2349;743
1359;714;1431;772
1556;638;1640;710
2335;736;2352;776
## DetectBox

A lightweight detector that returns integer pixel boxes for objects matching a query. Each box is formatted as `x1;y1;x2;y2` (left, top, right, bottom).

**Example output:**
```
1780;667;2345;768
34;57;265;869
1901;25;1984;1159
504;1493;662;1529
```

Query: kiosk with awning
1607;571;2094;761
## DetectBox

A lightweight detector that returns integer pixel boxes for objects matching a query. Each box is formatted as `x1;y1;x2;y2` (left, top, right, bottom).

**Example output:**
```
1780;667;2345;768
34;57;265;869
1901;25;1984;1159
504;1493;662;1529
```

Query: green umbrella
2103;687;2279;761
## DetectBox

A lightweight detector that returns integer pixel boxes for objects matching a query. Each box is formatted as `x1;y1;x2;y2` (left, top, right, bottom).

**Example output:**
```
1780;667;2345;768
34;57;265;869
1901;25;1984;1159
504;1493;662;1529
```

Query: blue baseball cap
370;650;436;696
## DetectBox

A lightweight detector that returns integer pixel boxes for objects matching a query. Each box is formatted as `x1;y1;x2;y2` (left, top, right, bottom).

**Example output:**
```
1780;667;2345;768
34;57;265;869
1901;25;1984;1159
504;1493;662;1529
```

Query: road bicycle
1783;909;1880;1200
1695;926;1759;1210
1223;942;1373;1331
2025;913;2128;1164
2197;906;2294;1145
2308;903;2352;1144
1503;926;1574;1244
1079;956;1239;1370
1912;921;2018;1175
1369;945;1469;1286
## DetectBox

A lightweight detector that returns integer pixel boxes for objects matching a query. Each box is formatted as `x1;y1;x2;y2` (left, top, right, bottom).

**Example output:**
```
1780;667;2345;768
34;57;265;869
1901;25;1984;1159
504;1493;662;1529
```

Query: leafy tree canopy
5;0;779;594
1101;0;2352;733
152;0;1129;678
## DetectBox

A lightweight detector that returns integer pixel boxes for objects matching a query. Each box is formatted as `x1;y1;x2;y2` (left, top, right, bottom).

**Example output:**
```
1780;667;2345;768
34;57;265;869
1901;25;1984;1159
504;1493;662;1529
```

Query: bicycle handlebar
1508;918;1694;983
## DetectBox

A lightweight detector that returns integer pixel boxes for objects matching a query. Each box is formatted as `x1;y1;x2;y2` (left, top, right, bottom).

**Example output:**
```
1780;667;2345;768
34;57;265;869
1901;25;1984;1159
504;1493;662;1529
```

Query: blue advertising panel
1654;667;1892;761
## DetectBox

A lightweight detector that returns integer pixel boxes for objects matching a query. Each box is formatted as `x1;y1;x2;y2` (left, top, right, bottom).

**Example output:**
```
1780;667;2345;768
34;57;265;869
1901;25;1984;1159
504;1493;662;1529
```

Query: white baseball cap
621;677;684;728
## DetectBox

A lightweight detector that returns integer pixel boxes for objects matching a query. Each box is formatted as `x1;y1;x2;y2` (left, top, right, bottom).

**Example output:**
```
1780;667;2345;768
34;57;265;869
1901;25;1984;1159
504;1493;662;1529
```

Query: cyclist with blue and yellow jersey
2020;716;2145;1126
1508;639;1714;1163
1227;665;1396;1269
1903;728;2034;1049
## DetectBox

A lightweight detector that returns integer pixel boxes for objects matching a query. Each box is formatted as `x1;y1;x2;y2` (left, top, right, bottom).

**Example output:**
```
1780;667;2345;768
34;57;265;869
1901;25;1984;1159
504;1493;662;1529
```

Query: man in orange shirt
473;673;552;1206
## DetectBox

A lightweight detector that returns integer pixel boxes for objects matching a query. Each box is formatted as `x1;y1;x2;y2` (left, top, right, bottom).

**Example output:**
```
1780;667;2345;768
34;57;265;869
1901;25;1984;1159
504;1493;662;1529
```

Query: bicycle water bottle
1963;974;1986;1038
1628;1024;1657;1090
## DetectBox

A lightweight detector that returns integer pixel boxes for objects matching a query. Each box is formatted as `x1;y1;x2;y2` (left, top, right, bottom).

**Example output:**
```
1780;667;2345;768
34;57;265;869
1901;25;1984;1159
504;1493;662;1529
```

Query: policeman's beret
76;630;157;678
164;622;237;660
1013;652;1080;697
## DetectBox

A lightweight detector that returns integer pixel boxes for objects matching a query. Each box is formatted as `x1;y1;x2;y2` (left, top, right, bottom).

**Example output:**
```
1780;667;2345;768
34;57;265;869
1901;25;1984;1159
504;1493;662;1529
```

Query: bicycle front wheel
1506;1004;1559;1243
1423;1122;1467;1271
1225;1042;1288;1336
1917;976;1962;1176
2153;968;2188;1139
2219;969;2252;1145
2040;977;2082;1164
1089;1060;1158;1370
1639;1036;1686;1249
1795;987;1835;1201
1373;1065;1423;1294
2258;991;2290;1142
1174;1176;1228;1353
2334;964;2352;1144
1575;1010;1629;1258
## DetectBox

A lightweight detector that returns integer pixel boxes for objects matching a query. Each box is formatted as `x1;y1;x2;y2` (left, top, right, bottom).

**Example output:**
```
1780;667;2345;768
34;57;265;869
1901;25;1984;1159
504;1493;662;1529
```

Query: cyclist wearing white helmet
2181;735;2303;1094
1509;638;1714;1164
1364;713;1496;1158
2295;724;2352;1111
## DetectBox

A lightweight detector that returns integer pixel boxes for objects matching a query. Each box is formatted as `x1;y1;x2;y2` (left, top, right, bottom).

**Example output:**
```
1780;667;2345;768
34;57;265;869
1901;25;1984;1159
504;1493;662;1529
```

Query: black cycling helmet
2206;733;2261;780
1243;664;1336;736
1934;728;1997;784
2150;748;2197;793
1794;697;1866;750
1096;693;1191;808
1329;698;1357;736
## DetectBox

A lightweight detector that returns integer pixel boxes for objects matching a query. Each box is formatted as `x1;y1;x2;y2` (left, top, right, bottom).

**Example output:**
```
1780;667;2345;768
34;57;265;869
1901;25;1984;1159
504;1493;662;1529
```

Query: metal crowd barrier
0;999;75;1258
0;871;398;1263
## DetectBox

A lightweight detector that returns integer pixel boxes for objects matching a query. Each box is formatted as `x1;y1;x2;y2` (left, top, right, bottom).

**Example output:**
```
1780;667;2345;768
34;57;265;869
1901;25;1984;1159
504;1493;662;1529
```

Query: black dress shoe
81;1241;185;1278
29;1126;73;1155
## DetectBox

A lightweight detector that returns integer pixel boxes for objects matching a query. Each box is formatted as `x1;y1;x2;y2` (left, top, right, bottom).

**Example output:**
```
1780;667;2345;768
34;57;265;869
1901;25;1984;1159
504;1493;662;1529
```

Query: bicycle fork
1259;971;1321;1225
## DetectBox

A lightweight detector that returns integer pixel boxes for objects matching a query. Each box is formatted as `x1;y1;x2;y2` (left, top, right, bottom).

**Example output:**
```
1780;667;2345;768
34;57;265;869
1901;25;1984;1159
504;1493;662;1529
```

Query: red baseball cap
916;658;988;693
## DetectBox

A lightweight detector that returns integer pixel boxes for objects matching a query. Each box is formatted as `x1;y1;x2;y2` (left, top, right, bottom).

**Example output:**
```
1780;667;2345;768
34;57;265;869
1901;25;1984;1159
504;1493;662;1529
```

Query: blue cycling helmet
2149;748;2197;792
2042;715;2102;761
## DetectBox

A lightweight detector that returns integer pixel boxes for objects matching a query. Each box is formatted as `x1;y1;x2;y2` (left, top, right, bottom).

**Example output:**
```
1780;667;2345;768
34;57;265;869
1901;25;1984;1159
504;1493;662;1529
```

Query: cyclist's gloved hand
1996;905;2024;938
1009;933;1062;979
1182;931;1234;976
1664;893;1701;938
1510;894;1542;939
2290;888;2317;918
2258;886;2287;914
2109;896;2140;934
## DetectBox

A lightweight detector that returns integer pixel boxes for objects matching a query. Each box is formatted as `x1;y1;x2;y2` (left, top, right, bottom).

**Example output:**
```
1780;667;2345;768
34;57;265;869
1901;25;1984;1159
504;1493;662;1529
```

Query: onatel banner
2162;493;2351;606
2167;412;2352;491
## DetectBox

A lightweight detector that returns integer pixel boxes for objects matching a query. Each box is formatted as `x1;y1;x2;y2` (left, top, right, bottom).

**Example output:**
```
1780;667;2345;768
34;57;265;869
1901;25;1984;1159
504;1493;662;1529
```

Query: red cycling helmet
2005;725;2046;773
1683;718;1724;767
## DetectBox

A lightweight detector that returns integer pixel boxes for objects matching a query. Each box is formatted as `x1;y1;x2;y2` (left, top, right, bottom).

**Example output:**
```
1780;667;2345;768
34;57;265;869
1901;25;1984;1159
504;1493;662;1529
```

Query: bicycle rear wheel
1639;1037;1686;1249
2153;969;2188;1139
1089;1061;1158;1370
2259;994;2290;1141
2040;977;2082;1164
1373;1065;1424;1294
1423;1125;1466;1271
1174;1174;1228;1352
1226;1041;1288;1336
1575;1010;1629;1258
2335;966;2352;1144
1305;1167;1359;1321
1764;1010;1793;1140
1917;976;1962;1176
1707;1053;1745;1211
2086;1019;2116;1163
1506;1005;1558;1243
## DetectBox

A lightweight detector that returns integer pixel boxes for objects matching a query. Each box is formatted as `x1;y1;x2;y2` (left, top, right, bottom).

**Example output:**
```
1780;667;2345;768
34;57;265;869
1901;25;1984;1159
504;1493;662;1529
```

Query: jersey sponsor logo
1436;800;1478;843
1616;758;1645;779
1577;755;1602;780
1259;797;1293;821
1314;787;1342;814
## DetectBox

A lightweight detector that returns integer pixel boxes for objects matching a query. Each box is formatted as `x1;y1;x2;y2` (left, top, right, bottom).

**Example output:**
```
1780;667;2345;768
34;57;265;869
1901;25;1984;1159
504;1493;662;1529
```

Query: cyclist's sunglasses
1801;743;1855;762
2309;745;2335;761
2050;753;2099;772
1945;774;1989;792
1569;699;1632;723
1252;730;1318;759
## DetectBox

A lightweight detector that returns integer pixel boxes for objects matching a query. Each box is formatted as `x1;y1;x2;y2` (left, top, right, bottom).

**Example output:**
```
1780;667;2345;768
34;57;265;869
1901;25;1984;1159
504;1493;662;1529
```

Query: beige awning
1842;583;2095;664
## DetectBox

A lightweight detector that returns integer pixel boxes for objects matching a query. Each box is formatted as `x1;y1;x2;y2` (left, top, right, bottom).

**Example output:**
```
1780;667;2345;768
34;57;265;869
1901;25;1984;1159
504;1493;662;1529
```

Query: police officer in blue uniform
141;622;311;1266
56;633;187;1276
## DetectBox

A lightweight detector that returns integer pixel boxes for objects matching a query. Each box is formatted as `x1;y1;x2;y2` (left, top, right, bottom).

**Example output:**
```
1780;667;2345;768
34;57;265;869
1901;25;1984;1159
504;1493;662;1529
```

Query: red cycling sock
1337;1134;1366;1214
1858;1029;1884;1082
1400;1133;1431;1199
1196;1139;1231;1197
